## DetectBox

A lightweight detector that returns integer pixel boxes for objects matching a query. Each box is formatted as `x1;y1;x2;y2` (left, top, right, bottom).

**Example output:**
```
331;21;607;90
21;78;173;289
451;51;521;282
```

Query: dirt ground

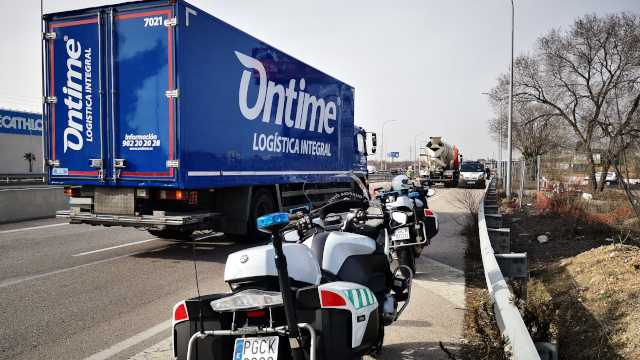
462;191;640;359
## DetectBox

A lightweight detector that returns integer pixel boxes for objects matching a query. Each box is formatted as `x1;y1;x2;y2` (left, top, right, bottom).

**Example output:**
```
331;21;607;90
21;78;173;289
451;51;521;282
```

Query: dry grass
461;182;640;359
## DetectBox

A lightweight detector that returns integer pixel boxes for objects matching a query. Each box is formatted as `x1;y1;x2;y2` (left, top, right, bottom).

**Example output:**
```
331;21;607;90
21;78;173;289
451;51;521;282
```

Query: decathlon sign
0;109;42;136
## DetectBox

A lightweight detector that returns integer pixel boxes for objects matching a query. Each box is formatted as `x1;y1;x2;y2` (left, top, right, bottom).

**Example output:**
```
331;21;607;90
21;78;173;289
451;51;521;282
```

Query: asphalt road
0;185;478;360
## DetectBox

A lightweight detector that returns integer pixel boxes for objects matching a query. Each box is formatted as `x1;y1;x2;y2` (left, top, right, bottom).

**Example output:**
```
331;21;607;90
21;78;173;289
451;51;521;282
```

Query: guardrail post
487;228;510;254
484;213;502;228
494;253;528;293
535;342;558;360
484;204;499;214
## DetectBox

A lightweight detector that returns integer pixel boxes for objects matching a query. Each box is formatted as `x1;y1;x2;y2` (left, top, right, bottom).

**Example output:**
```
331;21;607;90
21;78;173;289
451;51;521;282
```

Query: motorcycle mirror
426;189;436;197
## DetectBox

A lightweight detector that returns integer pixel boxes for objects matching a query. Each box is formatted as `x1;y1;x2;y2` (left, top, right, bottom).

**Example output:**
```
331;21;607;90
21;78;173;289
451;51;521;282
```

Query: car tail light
64;187;81;196
424;210;435;216
320;290;346;307
173;302;188;323
246;310;266;318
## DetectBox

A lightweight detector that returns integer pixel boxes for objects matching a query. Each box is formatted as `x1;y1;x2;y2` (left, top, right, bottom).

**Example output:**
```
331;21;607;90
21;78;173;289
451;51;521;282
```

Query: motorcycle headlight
211;290;283;312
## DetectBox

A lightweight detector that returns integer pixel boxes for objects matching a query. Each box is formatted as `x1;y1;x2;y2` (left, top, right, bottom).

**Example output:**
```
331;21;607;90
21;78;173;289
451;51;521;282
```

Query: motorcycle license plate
392;227;410;240
233;336;279;360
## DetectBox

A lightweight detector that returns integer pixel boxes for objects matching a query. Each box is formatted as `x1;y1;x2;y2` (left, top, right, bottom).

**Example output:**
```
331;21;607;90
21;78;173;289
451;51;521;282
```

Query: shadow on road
131;233;267;264
370;340;460;360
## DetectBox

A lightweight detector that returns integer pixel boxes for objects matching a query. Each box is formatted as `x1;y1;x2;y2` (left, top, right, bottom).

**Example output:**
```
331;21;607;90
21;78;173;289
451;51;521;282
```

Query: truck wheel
148;229;194;241
396;248;416;278
225;189;275;243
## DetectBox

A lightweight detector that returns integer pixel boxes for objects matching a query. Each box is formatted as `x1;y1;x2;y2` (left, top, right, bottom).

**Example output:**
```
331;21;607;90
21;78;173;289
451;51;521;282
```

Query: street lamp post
413;132;424;171
381;135;388;169
381;120;396;170
507;0;515;198
482;92;505;179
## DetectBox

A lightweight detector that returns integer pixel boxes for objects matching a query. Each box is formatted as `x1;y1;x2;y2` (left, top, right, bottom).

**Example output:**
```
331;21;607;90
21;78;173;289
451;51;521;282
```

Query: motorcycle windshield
301;173;371;213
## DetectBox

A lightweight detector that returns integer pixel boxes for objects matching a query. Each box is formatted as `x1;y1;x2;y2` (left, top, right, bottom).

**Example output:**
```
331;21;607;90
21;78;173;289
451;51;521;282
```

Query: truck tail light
64;187;81;196
157;190;187;200
173;302;188;323
320;290;346;307
424;210;434;216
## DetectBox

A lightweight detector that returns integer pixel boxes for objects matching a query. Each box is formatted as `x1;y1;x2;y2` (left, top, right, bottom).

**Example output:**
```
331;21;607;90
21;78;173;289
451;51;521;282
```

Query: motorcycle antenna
192;244;205;334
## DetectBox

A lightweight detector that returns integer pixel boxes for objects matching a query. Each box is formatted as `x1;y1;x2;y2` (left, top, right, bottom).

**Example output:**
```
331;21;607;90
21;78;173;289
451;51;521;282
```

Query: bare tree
511;12;640;192
487;80;573;170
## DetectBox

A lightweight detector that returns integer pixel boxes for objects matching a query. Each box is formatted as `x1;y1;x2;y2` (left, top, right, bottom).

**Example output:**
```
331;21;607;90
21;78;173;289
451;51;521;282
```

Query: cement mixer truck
418;137;462;187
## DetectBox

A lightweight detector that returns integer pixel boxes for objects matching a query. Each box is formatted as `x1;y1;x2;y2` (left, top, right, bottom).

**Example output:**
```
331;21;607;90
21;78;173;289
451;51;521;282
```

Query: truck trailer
419;137;461;188
42;0;375;242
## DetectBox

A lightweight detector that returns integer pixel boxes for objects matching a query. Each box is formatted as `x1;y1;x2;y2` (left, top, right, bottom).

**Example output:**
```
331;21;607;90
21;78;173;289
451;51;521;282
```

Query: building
0;109;43;173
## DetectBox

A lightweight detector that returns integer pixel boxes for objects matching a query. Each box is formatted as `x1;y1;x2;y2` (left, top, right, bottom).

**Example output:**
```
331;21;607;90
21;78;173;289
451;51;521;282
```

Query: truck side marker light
320;290;346;307
65;187;81;196
174;303;188;322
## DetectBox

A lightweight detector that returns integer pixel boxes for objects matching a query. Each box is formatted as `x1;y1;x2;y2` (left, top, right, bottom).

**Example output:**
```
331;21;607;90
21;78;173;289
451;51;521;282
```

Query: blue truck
43;0;376;242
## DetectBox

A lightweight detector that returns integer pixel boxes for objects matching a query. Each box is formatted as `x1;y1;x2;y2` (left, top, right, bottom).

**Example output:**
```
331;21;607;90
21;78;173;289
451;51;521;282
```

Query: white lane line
0;251;144;289
0;223;69;234
73;232;224;257
73;238;159;256
83;320;172;360
428;189;453;202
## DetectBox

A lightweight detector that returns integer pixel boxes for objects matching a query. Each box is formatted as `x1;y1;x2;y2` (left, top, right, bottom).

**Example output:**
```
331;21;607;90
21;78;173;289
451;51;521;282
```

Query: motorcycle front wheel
396;248;416;277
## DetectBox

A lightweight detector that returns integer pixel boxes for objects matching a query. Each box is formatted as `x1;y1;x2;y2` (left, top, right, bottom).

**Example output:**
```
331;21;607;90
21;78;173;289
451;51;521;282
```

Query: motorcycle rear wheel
396;248;416;277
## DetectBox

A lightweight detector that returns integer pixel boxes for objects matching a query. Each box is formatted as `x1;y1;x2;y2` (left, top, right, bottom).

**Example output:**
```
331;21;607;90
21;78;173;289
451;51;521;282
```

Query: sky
1;0;638;162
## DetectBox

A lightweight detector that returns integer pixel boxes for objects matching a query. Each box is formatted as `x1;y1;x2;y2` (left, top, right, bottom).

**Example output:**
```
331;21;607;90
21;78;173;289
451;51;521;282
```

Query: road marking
428;189;452;202
73;233;223;256
0;223;69;234
73;238;159;256
0;251;144;288
83;320;172;360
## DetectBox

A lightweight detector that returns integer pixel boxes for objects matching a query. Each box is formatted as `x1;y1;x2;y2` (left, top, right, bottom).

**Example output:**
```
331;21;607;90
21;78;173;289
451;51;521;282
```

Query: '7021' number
144;17;163;27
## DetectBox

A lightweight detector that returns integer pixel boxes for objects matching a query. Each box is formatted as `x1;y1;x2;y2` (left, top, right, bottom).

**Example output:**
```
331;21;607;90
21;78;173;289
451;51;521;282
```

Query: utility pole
507;0;515;198
408;146;413;169
381;120;396;170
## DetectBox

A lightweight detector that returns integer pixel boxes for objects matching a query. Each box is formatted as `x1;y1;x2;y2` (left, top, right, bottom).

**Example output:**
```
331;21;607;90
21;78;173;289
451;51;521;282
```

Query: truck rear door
108;6;177;181
47;14;104;180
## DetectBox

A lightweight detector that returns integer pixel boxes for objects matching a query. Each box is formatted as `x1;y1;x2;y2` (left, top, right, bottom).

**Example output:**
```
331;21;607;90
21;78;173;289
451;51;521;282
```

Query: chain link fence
497;152;640;230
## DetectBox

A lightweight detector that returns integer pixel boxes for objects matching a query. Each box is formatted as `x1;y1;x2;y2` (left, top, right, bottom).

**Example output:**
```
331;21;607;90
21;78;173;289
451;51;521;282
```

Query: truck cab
353;126;376;185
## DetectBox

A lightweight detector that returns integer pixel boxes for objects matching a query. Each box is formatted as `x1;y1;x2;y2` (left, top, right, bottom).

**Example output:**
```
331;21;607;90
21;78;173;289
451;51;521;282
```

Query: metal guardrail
478;178;541;359
0;173;47;183
368;173;395;182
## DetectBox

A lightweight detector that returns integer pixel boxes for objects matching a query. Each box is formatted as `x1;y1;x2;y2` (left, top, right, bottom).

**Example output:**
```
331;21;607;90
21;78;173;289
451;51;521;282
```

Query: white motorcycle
172;175;411;360
373;175;439;277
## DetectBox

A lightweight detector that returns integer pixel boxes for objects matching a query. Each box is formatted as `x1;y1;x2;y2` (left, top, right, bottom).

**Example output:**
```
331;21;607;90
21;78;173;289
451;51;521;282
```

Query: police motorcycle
172;175;412;360
373;175;439;277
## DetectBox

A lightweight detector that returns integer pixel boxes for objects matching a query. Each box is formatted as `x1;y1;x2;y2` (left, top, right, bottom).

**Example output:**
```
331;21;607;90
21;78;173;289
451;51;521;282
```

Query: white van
367;165;378;174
